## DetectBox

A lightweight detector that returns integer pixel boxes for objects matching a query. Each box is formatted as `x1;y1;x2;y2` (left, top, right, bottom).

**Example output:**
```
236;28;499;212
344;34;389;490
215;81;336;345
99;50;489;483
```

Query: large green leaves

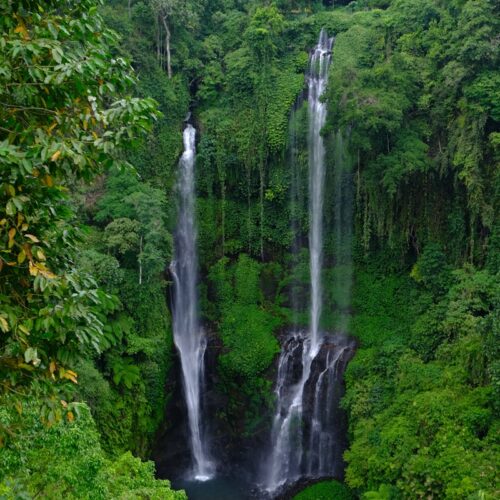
0;0;158;401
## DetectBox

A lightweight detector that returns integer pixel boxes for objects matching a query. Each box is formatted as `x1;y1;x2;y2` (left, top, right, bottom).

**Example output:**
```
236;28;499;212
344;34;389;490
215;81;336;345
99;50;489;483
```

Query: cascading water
262;30;355;495
303;337;354;478
171;123;214;481
308;28;333;357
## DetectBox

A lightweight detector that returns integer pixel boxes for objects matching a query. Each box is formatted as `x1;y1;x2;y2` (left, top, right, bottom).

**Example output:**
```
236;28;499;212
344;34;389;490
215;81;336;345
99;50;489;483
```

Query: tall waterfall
308;28;332;357
171;124;214;481
262;30;355;495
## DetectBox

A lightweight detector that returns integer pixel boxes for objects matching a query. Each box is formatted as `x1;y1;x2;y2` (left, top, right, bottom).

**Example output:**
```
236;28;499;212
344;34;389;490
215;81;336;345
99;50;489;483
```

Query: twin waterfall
171;124;214;481
170;30;354;495
262;30;355;494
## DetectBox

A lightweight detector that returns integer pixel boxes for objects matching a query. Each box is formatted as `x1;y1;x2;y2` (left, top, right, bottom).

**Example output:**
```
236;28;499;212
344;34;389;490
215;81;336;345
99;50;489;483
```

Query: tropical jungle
0;0;498;499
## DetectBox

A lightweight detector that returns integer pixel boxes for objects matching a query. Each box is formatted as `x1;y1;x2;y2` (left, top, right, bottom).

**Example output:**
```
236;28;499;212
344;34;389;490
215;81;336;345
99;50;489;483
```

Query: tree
96;170;172;283
245;5;284;66
104;218;141;257
150;0;198;78
0;399;186;499
0;0;158;403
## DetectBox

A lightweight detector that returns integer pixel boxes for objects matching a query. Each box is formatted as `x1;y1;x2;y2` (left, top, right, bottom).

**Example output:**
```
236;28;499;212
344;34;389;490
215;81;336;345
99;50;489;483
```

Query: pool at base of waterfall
173;476;261;500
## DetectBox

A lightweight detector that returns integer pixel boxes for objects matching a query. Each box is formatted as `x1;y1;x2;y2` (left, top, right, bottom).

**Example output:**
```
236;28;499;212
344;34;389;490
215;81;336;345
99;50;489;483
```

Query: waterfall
308;28;333;357
304;339;353;477
261;30;355;495
262;334;354;493
171;124;214;481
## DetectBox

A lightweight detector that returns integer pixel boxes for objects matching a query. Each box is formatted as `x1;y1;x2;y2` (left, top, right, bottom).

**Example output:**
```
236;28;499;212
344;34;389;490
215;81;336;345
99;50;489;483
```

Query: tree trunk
216;140;226;257
161;15;173;79
156;16;161;66
259;160;264;260
139;235;143;285
221;188;226;257
220;169;226;257
246;161;252;253
356;148;361;203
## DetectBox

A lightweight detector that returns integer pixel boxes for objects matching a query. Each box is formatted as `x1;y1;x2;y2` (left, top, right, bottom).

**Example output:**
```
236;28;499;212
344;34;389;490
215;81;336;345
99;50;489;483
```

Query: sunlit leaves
0;0;158;401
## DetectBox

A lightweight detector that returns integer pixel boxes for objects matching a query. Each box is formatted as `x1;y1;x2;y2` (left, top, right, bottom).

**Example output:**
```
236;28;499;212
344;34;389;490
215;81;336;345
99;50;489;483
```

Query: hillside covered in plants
0;0;498;499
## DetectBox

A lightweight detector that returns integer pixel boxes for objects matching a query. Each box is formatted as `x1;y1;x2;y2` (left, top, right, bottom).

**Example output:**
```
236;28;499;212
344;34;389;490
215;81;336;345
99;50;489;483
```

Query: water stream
308;29;334;357
171;124;215;481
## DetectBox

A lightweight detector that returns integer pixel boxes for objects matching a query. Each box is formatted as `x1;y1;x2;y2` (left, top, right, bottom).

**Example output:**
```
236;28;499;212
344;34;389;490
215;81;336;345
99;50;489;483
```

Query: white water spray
308;28;333;357
171;124;215;481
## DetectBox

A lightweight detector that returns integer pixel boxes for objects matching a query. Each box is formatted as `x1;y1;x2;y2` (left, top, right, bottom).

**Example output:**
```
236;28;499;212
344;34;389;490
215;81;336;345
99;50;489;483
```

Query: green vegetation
1;0;498;498
208;254;282;434
344;262;498;498
0;0;181;496
324;1;499;497
0;398;186;499
0;0;157;403
293;480;354;500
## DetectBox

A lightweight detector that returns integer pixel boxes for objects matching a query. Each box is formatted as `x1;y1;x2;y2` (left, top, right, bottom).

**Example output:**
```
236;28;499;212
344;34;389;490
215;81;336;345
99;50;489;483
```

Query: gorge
161;29;357;499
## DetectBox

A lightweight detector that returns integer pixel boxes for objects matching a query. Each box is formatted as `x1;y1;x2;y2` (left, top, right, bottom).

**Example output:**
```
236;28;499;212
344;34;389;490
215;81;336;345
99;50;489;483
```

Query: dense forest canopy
1;0;498;498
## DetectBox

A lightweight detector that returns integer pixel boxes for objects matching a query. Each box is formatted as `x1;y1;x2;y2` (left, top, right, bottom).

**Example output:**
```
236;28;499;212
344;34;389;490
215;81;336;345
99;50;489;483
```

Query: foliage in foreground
0;0;177;496
0;0;156;405
0;398;186;499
